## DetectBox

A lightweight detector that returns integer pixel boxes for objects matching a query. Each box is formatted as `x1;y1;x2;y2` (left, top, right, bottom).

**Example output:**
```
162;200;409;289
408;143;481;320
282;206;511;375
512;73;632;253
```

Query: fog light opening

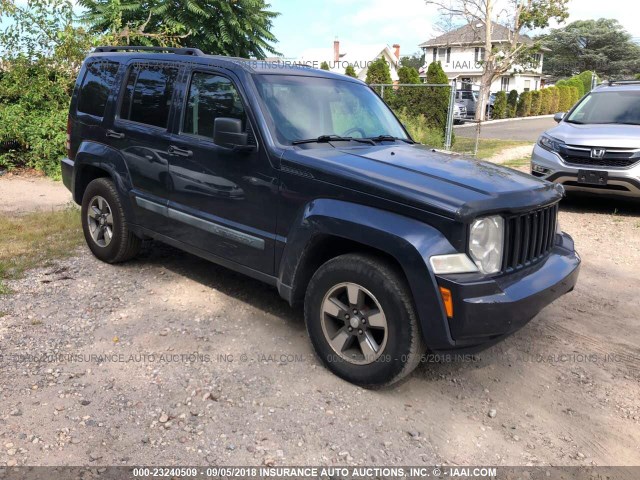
532;163;551;175
439;287;453;318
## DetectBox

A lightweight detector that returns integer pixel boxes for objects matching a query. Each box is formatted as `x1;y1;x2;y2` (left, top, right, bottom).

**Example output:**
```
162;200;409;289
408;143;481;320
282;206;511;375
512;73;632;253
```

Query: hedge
530;90;541;116
516;91;532;117
492;91;507;119
557;85;572;112
540;88;552;114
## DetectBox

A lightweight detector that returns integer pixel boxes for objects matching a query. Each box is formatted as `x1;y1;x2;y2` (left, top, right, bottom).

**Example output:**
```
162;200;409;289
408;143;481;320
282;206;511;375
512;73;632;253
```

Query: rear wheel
304;253;425;387
81;178;141;263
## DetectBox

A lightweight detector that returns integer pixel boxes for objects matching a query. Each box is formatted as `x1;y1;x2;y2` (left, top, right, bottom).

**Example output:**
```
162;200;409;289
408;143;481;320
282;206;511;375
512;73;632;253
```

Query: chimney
334;38;340;63
393;43;401;59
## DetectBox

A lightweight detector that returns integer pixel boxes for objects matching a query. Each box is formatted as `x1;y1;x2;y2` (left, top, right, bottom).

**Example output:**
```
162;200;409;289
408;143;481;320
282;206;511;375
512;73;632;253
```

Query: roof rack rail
605;79;640;85
93;46;205;56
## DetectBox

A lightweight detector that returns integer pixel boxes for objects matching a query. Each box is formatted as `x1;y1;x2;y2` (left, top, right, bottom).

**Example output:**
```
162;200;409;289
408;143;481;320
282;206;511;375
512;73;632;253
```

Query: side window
182;72;246;140
119;64;178;128
77;60;120;117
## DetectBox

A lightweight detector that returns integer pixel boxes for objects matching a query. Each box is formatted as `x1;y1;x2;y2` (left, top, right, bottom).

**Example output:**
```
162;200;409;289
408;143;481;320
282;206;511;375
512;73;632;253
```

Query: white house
418;23;544;93
283;40;402;82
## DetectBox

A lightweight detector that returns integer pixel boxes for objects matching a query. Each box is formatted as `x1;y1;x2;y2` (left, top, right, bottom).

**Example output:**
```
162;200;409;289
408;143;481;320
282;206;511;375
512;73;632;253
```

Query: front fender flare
278;199;459;349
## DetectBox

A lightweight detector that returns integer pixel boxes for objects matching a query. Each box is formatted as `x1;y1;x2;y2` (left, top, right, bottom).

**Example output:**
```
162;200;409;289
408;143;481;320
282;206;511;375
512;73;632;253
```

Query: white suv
531;81;640;198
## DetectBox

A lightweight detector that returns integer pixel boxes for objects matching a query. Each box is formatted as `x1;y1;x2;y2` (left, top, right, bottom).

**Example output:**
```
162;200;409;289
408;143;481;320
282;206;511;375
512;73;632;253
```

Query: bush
557;85;572;111
548;86;560;113
540;88;552;114
507;89;519;118
420;62;451;140
0;3;95;178
516;91;532;117
396;109;446;147
568;86;580;107
320;61;330;70
565;77;585;98
492;91;508;119
389;66;421;116
344;65;357;77
366;57;393;85
530;90;542;116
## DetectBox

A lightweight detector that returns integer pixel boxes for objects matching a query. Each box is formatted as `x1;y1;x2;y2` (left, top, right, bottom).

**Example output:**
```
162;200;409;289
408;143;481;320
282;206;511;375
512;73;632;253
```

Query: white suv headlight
469;215;504;274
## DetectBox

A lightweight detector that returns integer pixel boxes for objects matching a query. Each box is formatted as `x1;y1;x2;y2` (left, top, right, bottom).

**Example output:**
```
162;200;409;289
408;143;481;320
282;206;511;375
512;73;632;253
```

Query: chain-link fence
371;82;483;157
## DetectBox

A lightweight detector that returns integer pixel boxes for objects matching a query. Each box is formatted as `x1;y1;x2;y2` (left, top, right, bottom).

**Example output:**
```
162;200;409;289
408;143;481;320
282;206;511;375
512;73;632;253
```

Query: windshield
254;75;409;145
566;90;640;125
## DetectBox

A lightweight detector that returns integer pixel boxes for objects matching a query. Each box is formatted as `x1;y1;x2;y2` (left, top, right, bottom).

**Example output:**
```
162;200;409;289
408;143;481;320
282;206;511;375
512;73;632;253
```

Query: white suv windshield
254;75;409;144
566;90;640;125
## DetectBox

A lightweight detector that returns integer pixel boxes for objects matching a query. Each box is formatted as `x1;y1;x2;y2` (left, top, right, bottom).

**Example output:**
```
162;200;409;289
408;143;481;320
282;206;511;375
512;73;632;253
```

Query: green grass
0;208;83;293
452;137;533;159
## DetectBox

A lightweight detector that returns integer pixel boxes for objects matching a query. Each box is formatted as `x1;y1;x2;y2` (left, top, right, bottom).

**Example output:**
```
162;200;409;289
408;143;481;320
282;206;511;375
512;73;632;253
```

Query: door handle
168;145;193;158
106;129;125;139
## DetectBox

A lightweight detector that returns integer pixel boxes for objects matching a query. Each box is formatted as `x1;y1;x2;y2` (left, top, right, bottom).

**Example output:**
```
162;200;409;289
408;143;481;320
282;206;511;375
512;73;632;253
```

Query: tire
304;253;426;388
81;177;141;263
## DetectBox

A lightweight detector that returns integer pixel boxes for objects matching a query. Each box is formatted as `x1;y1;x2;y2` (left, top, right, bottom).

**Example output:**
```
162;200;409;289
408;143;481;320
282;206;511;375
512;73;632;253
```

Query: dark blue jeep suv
61;46;580;387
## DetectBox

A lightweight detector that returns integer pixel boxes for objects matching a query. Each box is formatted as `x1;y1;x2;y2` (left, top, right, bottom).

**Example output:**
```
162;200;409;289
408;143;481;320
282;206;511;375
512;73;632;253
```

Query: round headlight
469;215;504;274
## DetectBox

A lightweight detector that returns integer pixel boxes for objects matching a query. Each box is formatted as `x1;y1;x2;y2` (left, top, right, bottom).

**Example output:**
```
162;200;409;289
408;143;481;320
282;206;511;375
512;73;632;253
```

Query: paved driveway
455;116;557;142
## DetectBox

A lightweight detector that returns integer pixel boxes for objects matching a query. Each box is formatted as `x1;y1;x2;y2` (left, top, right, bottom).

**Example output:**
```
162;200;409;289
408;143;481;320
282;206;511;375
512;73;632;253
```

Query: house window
461;77;472;90
501;77;510;91
438;48;448;63
524;79;531;92
474;47;485;63
533;53;542;65
433;48;437;63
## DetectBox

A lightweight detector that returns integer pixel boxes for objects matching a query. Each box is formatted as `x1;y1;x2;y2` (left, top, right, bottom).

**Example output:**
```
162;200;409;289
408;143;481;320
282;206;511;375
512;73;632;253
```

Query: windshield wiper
366;135;415;144
292;135;375;145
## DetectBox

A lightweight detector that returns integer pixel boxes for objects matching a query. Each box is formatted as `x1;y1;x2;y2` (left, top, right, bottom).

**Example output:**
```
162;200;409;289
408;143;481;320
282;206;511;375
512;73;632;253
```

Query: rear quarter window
119;63;179;129
77;60;120;117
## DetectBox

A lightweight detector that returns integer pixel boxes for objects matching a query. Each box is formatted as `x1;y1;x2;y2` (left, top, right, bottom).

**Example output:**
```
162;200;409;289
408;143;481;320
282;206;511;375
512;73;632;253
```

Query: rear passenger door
106;60;181;233
165;69;278;275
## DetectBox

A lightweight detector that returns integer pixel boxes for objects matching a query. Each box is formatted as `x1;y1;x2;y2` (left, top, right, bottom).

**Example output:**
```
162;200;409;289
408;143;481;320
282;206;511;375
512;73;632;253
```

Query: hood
546;122;640;149
282;144;562;221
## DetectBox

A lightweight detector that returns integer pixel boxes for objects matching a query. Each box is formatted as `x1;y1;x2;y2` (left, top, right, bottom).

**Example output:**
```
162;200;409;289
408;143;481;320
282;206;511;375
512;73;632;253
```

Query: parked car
532;80;640;198
453;101;467;123
62;46;581;387
455;90;494;118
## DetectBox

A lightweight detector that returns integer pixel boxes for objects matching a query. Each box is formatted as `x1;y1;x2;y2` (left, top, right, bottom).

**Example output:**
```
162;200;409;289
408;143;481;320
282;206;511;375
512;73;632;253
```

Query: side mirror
213;117;250;150
553;112;565;123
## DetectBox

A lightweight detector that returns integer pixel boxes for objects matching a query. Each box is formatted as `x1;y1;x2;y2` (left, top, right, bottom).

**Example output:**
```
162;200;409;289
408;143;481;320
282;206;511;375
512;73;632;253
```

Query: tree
576;71;596;94
507;89;518;118
492;91;507;119
540;88;552;114
0;0;96;177
516;91;532;117
391;66;421;115
320;61;330;71
365;57;393;85
78;0;280;58
530;90;541;115
344;65;357;77
539;19;640;79
422;61;450;139
425;0;569;120
400;51;425;70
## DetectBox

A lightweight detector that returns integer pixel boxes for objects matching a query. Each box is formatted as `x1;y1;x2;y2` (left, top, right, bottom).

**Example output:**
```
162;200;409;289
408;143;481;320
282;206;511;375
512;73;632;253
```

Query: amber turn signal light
439;287;453;318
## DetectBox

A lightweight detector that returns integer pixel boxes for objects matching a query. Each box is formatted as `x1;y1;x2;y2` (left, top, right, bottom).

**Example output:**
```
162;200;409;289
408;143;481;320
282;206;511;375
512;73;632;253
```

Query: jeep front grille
502;203;559;272
560;145;640;169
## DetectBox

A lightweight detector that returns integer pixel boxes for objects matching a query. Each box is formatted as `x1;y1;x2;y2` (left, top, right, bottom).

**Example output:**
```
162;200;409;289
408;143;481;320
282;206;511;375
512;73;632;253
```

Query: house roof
296;43;397;73
419;22;533;48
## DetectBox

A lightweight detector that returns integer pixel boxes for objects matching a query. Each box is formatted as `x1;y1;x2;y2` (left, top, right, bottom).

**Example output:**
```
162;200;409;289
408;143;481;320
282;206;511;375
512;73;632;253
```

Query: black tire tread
305;252;426;388
82;177;141;263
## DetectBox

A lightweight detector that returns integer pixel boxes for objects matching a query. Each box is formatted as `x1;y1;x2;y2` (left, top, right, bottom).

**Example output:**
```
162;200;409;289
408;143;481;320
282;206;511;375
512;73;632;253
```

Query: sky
269;0;640;58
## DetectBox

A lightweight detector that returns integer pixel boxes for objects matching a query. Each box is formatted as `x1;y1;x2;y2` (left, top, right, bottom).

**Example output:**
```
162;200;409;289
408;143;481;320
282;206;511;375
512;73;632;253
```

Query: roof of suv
592;81;640;93
88;46;360;82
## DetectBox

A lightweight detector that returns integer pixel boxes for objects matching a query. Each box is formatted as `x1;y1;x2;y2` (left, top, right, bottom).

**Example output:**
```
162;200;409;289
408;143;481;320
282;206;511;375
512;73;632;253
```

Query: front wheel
81;177;141;263
304;253;426;387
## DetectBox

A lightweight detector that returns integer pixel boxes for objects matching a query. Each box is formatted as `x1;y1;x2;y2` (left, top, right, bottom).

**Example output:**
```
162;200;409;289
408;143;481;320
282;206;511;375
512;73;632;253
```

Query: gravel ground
0;179;639;467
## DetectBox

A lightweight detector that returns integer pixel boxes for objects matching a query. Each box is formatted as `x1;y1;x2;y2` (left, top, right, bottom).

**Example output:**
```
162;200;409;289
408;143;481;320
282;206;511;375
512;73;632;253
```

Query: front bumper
434;232;580;352
531;144;640;198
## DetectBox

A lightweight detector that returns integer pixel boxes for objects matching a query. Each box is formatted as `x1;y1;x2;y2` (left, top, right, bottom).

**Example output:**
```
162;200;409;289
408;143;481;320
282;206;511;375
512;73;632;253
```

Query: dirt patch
0;175;72;215
487;144;534;164
0;178;639;467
